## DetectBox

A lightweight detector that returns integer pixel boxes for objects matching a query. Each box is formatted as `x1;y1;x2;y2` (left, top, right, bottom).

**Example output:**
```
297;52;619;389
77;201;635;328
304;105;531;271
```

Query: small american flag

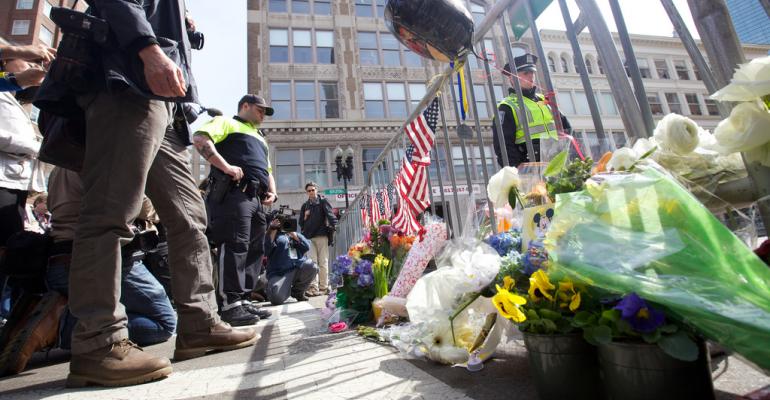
380;187;391;219
405;97;439;158
369;192;382;225
360;198;369;228
391;177;422;234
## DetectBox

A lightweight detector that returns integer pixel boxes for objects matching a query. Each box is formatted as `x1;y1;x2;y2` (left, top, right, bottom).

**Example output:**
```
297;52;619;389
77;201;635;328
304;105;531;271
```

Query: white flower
606;147;639;171
653;113;701;155
631;137;656;156
486;166;520;208
713;100;770;154
710;56;770;102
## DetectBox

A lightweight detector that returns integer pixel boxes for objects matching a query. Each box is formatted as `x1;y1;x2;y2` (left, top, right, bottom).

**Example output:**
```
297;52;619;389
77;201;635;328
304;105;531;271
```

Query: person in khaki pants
299;182;337;296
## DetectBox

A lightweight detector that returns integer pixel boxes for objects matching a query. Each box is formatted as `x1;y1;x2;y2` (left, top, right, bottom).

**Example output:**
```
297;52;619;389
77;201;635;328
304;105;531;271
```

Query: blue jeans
0;274;10;318
47;258;176;349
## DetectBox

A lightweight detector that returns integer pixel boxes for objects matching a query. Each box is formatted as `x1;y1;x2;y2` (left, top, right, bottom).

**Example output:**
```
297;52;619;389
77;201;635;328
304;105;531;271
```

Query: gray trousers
266;260;318;306
69;90;220;355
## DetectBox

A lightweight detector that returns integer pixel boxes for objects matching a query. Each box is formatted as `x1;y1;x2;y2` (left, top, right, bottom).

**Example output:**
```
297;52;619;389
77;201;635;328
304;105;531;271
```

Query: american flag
360;198;369;228
369;192;382;225
391;177;422;234
398;156;430;214
406;97;439;158
380;187;391;219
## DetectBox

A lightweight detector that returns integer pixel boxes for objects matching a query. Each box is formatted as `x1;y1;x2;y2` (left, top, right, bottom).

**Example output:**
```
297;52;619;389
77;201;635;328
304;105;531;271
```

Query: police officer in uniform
492;53;572;167
193;94;276;326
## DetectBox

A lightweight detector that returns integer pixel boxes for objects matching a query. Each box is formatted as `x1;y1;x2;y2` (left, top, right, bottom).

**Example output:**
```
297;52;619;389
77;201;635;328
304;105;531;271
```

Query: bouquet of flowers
331;254;376;323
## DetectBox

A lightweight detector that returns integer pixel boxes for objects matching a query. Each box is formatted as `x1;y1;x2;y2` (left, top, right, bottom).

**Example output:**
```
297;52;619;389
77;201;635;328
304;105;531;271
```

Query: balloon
385;0;474;63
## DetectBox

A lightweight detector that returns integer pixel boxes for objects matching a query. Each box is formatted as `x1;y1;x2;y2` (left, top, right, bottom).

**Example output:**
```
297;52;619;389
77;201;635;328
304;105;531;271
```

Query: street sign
324;189;346;195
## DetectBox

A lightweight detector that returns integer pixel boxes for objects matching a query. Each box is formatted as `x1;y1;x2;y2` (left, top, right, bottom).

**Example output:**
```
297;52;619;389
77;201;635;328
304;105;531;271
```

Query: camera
268;205;297;233
48;7;109;93
188;30;205;50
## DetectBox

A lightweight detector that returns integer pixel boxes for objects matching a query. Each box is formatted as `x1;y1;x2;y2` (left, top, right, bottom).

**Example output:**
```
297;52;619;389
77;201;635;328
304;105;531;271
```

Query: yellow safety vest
498;94;557;144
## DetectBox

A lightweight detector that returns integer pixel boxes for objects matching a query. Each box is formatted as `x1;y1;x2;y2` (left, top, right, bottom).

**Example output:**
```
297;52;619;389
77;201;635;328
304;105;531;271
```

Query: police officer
491;53;572;167
193;94;277;326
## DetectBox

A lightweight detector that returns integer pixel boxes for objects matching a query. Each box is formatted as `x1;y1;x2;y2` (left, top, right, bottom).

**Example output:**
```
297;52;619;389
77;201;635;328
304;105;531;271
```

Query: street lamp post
334;145;354;209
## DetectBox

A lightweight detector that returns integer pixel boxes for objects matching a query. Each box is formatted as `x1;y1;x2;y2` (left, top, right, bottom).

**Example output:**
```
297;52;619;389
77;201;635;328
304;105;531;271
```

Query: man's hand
224;165;243;181
14;67;46;88
262;192;276;206
269;218;282;230
304;209;310;220
3;44;56;63
288;232;298;241
138;44;186;98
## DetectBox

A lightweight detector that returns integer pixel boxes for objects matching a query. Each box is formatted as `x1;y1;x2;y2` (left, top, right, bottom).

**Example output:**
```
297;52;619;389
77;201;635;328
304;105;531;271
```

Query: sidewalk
0;297;767;399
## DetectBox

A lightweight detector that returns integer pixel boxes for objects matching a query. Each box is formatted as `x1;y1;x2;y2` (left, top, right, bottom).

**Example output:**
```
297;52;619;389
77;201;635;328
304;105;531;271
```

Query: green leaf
508;187;517;209
526;309;540;320
555;318;574;333
542;319;558;333
583;325;612;346
601;309;620;323
642;330;661;344
543;150;569;177
539;309;562;321
660;324;678;334
658;331;699;362
572;311;595;327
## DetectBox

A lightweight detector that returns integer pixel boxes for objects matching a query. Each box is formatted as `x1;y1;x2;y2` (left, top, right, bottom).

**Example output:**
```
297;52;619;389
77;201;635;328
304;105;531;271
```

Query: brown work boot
66;339;172;388
174;321;259;361
0;292;66;377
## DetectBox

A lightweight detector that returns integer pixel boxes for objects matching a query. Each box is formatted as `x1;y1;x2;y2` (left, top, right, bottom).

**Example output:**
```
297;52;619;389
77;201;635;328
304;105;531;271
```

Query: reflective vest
498;94;557;144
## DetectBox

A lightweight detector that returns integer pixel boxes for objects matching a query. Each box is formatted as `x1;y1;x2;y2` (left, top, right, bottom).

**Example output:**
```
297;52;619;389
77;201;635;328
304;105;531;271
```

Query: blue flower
357;273;374;287
333;255;354;276
355;260;373;276
486;231;522;256
614;292;665;333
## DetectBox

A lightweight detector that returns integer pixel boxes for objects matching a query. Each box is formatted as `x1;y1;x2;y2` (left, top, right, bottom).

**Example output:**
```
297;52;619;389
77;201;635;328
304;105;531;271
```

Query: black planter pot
598;341;715;400
523;332;604;400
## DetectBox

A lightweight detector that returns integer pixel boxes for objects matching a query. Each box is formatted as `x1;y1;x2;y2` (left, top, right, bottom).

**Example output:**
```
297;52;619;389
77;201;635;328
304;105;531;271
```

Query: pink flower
329;322;348;333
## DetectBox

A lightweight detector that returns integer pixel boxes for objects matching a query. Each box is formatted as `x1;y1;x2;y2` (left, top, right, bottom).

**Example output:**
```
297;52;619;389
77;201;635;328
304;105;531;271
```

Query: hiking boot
304;287;320;297
174;321;259;361
66;339;172;388
242;303;272;319
0;292;66;377
220;305;259;327
293;292;309;302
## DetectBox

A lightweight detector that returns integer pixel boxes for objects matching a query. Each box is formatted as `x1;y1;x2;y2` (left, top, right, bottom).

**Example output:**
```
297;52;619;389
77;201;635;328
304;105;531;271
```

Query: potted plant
578;292;715;400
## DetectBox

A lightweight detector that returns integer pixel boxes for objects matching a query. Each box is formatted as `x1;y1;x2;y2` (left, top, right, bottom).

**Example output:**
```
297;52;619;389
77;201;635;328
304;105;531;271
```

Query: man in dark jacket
34;0;257;388
264;219;318;306
299;182;337;297
491;53;572;167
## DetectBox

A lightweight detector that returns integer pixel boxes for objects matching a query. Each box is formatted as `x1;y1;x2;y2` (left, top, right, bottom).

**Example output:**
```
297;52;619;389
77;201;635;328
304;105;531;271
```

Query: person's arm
0;44;56;63
0;121;41;157
262;174;277;206
322;198;337;226
192;132;243;181
298;203;307;231
290;232;311;257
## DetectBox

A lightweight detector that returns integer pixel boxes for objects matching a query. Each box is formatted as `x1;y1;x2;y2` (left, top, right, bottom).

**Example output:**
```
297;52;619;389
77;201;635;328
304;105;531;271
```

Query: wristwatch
5;73;18;88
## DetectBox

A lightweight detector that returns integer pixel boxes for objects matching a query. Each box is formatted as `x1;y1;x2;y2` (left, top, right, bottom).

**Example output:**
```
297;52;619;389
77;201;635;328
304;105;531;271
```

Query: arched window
560;55;570;73
597;57;605;75
547;55;557;73
585;56;594;74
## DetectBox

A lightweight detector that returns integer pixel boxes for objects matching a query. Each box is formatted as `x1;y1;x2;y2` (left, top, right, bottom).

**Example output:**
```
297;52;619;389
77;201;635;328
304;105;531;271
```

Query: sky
185;0;699;127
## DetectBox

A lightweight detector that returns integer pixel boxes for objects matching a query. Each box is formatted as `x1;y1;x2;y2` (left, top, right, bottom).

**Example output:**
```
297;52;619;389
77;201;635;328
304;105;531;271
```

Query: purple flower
357;273;374;287
355;260;373;276
486;232;522;256
614;292;665;333
333;255;353;276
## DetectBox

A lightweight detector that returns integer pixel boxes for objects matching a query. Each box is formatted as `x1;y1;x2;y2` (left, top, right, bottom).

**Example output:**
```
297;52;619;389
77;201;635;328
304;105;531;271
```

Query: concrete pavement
0;297;767;399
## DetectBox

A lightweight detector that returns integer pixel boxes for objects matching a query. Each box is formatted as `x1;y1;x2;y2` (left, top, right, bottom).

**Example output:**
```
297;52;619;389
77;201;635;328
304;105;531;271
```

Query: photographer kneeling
264;214;317;306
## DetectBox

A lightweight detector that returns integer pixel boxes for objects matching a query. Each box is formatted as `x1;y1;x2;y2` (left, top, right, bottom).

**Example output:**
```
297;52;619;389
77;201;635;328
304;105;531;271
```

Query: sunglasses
306;188;316;192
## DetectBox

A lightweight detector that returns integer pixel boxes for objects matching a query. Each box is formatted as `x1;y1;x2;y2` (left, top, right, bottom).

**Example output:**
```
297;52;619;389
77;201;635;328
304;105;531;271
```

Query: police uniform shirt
196;115;272;186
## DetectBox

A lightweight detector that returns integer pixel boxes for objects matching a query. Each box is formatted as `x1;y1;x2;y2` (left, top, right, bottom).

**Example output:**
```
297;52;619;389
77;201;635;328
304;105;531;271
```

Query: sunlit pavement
0;297;768;400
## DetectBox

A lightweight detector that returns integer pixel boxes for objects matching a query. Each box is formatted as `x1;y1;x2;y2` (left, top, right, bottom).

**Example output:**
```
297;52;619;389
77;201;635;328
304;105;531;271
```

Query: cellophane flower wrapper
545;168;770;373
388;217;448;298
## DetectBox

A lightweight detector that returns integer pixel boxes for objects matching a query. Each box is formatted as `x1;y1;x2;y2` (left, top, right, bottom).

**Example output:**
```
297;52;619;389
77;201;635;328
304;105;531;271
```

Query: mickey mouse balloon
384;0;474;63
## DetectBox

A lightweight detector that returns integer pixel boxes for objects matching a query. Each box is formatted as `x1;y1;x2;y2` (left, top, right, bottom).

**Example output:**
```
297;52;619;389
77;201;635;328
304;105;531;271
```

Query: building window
471;146;495;181
470;2;485;25
303;149;329;188
16;0;34;9
316;31;334;64
556;91;575;115
584;57;593;74
473;84;489;118
386;83;407;119
43;1;52;17
468;39;494;70
674;60;690;80
574;91;590;115
295;81;315;120
320;82;339;119
269;29;289;62
315;0;331;15
362;147;386;175
451;146;470;180
654;59;670;79
665;93;681;114
404;49;423;67
648;94;663;115
547;56;557;73
637;58;652;79
364;82;385;118
293;30;312;63
493;85;504;103
38;25;53;46
597;58;605;75
11;20;30;35
428;145;448;181
704;99;720;116
560;55;570;73
358;32;379;65
693;64;702;80
269;0;287;12
292;0;310;13
408;83;426;110
685;93;702;115
612;131;627;148
597;92;618;116
270;81;291;120
375;0;386;17
276;150;301;190
355;0;374;17
381;32;401;67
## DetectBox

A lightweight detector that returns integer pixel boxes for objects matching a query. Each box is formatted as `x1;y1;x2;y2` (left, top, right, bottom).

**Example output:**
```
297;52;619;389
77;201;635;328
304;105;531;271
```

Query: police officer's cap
238;94;274;116
503;53;538;74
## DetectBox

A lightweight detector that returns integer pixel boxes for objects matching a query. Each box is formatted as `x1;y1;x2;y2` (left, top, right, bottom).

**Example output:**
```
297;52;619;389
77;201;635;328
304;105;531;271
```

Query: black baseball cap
238;94;274;116
503;53;538;74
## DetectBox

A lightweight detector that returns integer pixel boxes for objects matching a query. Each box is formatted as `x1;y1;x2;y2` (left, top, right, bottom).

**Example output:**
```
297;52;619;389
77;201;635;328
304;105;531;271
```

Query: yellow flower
492;285;527;323
502;276;515;291
557;279;581;312
528;270;555;302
